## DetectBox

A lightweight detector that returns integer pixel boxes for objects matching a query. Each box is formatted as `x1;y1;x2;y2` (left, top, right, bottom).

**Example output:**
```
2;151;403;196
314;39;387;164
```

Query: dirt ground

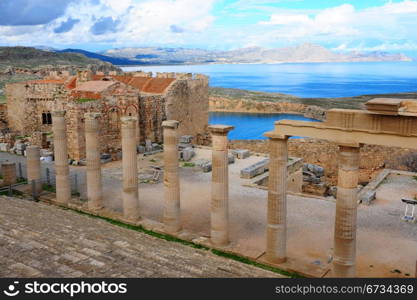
96;148;417;278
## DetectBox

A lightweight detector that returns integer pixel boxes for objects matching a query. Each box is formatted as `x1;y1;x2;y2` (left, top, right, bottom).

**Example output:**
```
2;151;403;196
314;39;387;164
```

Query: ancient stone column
264;132;289;263
415;260;417;278
208;125;234;246
333;145;360;277
162;120;181;233
85;113;103;210
52;111;71;204
2;162;16;185
121;116;140;221
26;145;42;194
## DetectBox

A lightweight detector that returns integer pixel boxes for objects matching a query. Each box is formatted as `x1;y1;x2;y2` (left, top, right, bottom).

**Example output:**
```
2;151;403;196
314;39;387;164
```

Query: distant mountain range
10;43;414;67
55;49;143;65
98;43;412;65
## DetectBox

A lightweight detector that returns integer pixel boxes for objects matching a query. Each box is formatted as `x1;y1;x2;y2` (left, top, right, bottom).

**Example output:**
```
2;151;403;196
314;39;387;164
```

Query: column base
210;229;229;247
265;254;287;264
332;259;356;278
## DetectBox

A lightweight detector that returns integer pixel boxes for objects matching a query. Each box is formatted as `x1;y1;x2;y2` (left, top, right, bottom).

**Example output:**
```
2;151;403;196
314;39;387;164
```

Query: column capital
162;120;179;129
264;131;289;140
208;125;234;135
84;112;101;120
52;111;66;117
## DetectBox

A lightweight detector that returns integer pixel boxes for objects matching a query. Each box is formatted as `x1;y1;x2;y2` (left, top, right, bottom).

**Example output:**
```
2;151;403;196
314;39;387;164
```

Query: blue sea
123;61;417;98
209;112;319;140
122;62;417;139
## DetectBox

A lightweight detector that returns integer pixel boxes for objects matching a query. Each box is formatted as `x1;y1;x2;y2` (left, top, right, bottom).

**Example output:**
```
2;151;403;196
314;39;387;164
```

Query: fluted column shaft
333;145;360;277
209;125;234;246
26;145;42;194
265;133;288;263
52;111;71;204
2;162;16;185
162;120;181;233
121;116;140;221
85;113;103;210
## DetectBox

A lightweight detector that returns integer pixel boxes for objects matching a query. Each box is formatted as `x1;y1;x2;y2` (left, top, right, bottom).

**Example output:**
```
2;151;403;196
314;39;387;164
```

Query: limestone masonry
4;69;209;161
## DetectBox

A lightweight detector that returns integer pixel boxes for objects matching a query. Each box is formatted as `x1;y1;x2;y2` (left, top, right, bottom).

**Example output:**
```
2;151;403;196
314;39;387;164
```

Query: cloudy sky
1;0;417;55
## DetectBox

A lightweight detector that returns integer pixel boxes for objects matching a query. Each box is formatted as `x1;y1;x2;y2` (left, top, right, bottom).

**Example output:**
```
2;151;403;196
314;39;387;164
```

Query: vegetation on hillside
0;47;118;71
209;87;417;110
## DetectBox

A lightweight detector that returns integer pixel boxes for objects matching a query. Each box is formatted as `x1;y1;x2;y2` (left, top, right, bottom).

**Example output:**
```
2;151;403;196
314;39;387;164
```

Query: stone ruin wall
5;82;67;135
2;71;210;160
66;85;140;161
139;94;165;144
164;74;209;143
229;139;415;186
0;104;7;130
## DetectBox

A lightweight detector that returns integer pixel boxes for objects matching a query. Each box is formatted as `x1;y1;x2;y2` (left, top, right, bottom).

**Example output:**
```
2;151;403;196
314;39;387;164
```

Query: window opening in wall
42;112;52;125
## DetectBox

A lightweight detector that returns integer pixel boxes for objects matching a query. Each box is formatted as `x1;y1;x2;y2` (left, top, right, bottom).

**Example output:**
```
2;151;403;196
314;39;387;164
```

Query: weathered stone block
0;143;9;152
40;149;53;157
15;149;24;156
360;190;376;205
137;146;145;154
228;154;235;164
145;140;153;152
232;149;250;159
15;143;26;151
195;159;212;172
181;147;195;162
302;182;328;196
303;171;321;184
240;159;269;179
303;163;324;178
179;135;193;144
152;143;162;151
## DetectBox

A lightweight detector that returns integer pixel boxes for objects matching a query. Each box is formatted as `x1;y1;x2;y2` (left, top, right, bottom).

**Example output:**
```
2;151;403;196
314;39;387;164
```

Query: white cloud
0;0;216;47
1;0;417;53
256;1;417;46
260;14;311;25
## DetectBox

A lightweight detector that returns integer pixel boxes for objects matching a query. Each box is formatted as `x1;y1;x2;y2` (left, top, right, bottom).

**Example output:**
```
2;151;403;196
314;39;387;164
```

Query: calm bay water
208;112;319;140
123;61;417;98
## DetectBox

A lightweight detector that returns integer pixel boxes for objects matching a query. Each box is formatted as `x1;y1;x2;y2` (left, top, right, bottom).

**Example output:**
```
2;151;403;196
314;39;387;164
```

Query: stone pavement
0;196;279;278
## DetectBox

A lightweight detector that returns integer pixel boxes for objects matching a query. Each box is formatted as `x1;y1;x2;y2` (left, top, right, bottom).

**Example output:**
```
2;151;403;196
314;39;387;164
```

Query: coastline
209;87;417;114
120;59;413;68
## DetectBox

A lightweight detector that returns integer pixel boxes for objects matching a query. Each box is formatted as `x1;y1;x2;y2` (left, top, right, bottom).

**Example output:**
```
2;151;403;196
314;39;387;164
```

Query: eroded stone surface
0;196;279;278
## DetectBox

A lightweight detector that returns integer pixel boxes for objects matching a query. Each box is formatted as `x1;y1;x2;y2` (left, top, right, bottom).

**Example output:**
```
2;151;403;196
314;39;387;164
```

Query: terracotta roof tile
25;79;65;84
92;75;176;94
141;78;175;94
74;81;116;92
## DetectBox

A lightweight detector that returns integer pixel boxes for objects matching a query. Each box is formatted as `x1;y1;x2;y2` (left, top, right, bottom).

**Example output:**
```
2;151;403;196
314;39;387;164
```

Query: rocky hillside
209;87;417;112
0;47;120;71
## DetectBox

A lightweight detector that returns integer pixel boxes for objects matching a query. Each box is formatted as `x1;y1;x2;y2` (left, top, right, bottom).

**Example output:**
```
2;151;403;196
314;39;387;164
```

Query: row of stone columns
263;131;360;277
42;111;361;277
47;111;141;221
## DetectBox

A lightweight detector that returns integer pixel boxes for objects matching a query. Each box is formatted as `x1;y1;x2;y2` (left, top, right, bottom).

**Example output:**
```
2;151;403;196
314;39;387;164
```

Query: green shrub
182;162;195;168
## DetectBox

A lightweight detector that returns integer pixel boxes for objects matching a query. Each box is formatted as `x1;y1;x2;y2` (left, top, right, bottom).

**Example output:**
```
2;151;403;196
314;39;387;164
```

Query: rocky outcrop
209;97;326;121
